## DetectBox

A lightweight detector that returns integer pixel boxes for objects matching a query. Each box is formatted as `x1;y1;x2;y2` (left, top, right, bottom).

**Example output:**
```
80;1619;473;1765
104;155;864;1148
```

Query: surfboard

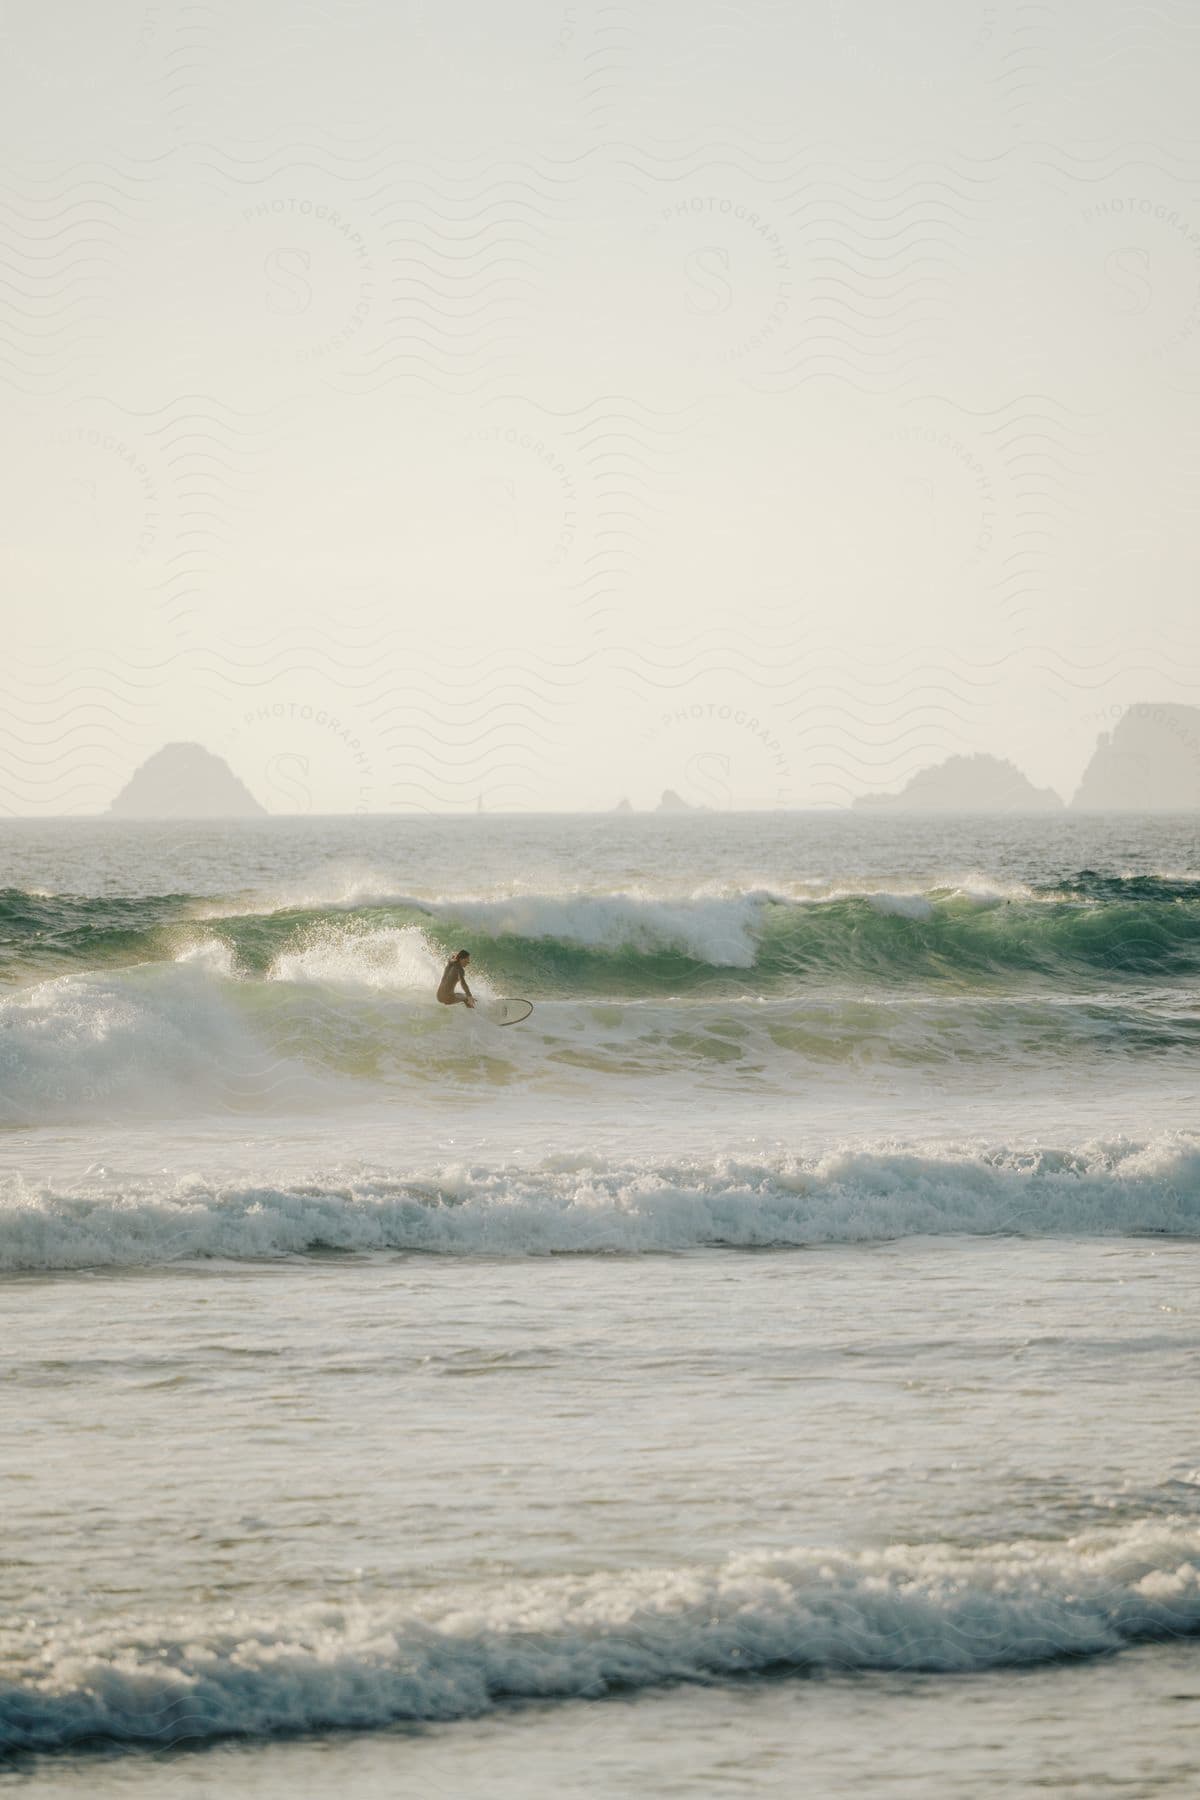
481;997;534;1027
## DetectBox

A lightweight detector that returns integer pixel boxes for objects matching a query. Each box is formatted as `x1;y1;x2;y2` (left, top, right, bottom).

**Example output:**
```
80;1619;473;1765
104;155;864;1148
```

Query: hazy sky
3;0;1200;813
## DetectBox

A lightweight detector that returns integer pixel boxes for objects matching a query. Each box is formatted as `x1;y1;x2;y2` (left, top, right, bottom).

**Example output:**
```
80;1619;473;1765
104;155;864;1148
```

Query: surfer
437;949;475;1008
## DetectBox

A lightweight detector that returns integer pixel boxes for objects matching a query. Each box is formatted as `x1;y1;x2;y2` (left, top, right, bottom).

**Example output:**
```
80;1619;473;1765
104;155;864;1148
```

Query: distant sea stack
655;788;695;812
854;754;1063;813
613;796;634;812
108;743;266;818
1073;704;1200;810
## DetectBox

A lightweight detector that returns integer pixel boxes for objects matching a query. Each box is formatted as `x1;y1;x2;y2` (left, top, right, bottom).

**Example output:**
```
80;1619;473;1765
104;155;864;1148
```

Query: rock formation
1072;704;1200;810
108;743;266;818
854;753;1063;813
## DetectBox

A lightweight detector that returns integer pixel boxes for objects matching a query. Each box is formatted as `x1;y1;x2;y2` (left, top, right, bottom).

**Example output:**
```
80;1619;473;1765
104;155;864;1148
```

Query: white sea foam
175;938;238;976
0;956;332;1124
866;892;935;921
4;1519;1199;1750
269;923;445;992
2;1140;1197;1270
194;887;772;966
434;892;766;967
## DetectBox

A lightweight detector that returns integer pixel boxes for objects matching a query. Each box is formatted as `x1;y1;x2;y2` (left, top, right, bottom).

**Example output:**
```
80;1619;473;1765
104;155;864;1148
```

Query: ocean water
2;812;1199;1797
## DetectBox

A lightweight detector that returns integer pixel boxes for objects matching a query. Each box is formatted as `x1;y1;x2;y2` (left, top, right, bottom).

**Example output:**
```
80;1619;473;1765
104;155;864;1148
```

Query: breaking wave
4;1519;1200;1751
6;877;1200;994
5;873;1200;1123
2;1138;1197;1269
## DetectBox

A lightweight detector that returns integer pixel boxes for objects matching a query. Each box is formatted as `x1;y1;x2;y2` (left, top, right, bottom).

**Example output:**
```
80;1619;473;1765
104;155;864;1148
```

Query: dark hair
453;948;470;959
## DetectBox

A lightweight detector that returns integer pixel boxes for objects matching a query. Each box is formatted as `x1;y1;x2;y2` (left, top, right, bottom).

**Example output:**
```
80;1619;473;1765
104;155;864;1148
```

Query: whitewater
3;812;1199;1797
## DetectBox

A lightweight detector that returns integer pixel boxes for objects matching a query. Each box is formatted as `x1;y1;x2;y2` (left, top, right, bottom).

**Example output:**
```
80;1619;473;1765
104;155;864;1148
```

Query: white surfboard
481;997;534;1027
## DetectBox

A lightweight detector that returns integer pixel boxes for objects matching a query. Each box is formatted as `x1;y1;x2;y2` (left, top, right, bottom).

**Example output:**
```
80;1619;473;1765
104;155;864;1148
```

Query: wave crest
4;1520;1199;1750
2;1139;1197;1269
8;877;1200;993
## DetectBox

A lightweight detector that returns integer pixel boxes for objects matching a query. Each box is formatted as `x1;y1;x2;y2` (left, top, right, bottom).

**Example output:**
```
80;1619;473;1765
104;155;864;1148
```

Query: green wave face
6;876;1200;1122
5;879;1200;997
0;890;193;983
